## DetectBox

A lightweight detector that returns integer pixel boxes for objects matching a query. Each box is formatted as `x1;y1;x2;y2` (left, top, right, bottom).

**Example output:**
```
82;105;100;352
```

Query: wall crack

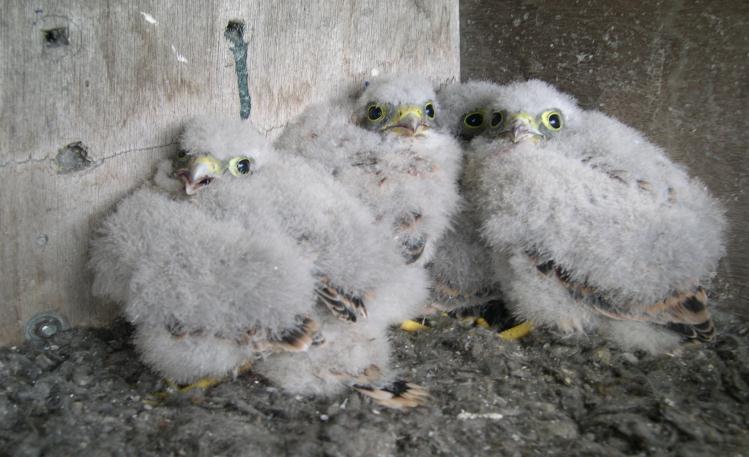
0;142;175;170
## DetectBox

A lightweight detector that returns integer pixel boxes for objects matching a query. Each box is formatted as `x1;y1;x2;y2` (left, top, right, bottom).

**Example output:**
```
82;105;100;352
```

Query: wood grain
0;0;459;344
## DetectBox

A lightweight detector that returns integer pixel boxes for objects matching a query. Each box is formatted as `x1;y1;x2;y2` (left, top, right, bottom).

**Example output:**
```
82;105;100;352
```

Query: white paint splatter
171;45;188;64
140;11;158;25
457;410;504;420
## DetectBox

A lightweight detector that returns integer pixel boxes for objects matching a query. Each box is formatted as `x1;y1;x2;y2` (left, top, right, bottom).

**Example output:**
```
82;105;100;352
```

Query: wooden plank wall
0;0;460;344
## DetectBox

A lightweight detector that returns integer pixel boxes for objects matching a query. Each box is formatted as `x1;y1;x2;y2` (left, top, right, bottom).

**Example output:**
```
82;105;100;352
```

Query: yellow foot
400;319;430;332
453;315;491;329
145;375;231;405
498;321;533;341
165;377;222;393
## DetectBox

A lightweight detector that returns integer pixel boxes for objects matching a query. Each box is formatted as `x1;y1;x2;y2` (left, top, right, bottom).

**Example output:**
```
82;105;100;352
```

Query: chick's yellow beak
387;105;427;137
175;154;224;195
509;113;543;143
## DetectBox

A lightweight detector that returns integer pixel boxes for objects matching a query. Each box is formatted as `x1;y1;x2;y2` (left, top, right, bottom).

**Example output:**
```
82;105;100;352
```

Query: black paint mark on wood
224;20;251;120
43;27;69;47
55;142;92;174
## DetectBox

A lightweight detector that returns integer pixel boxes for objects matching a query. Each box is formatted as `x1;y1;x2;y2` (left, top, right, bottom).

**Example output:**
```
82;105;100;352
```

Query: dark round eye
490;111;503;127
424;103;435;119
368;105;383;121
228;156;254;177
464;112;483;128
236;158;251;175
177;149;188;158
548;113;561;129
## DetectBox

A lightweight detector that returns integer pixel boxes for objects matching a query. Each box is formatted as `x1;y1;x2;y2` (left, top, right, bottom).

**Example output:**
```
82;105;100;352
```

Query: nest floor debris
1;312;747;456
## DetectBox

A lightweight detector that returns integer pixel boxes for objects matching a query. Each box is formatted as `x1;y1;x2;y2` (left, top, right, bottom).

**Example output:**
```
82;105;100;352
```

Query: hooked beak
509;114;543;144
386;105;427;137
175;155;223;195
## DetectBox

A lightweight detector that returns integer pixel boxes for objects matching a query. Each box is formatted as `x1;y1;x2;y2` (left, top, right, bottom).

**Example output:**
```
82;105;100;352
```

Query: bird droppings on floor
1;312;747;457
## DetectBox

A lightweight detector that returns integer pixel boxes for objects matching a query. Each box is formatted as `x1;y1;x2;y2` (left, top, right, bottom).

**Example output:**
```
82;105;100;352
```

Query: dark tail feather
267;317;323;352
315;277;368;322
665;320;715;342
526;251;716;343
657;286;715;342
354;380;430;409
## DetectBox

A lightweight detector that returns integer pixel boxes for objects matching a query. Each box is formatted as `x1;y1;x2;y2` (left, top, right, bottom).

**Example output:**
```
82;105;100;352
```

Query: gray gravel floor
1;311;747;457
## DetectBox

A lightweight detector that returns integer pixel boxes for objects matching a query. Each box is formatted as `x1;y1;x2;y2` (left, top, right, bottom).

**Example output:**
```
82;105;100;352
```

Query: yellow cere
193;154;226;175
386;104;429;136
393;105;424;123
510;112;539;130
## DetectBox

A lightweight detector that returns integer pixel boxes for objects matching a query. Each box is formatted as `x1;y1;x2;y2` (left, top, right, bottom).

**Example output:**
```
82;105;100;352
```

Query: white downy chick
428;81;507;311
172;116;431;406
275;74;463;267
90;185;319;384
471;79;727;353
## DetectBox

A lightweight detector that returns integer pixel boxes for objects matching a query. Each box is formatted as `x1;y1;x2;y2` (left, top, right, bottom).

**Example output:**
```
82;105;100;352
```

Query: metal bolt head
24;312;69;342
38;322;58;338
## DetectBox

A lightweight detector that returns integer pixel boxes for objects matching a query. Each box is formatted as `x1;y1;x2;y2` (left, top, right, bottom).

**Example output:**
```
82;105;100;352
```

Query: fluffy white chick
437;80;506;141
470;79;727;353
173;116;430;406
90;185;319;384
275;74;463;267
428;81;506;311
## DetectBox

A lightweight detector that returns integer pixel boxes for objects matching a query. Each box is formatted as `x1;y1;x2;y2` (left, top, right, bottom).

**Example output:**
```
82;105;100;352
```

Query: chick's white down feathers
90;186;315;382
275;74;463;267
441;79;726;351
427;81;508;309
91;115;430;399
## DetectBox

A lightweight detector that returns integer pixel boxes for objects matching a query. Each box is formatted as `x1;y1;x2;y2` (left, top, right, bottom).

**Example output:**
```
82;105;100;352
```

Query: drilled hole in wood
43;27;69;47
225;20;245;36
55;142;92;174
